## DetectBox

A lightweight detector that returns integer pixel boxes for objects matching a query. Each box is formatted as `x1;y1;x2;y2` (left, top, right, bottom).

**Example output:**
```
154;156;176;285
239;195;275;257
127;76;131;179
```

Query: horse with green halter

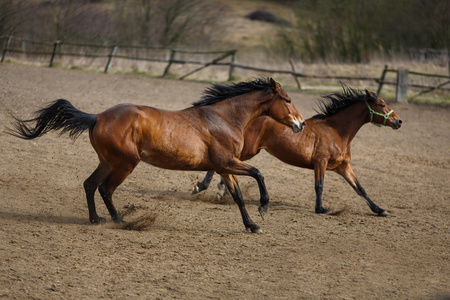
193;86;403;217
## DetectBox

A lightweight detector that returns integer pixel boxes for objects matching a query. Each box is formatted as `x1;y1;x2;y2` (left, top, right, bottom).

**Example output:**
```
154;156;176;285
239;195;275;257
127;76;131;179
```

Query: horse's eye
380;103;386;108
285;99;291;104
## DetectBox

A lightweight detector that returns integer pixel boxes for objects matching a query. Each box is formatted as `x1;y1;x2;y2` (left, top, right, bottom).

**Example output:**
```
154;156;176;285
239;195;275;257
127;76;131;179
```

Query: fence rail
0;35;237;80
2;36;449;102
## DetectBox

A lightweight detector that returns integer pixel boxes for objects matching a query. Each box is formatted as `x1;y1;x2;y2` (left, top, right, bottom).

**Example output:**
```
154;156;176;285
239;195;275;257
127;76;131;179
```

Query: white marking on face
292;118;302;133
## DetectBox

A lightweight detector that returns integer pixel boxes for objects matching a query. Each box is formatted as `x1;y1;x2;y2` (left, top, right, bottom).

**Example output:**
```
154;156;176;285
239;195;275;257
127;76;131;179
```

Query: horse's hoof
378;210;389;217
191;185;200;194
246;226;263;234
252;227;263;234
258;205;267;220
90;216;106;224
316;207;331;214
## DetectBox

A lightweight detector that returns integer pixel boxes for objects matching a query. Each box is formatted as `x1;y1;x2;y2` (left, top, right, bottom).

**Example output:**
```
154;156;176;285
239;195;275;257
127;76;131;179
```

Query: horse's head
267;78;305;133
365;90;402;129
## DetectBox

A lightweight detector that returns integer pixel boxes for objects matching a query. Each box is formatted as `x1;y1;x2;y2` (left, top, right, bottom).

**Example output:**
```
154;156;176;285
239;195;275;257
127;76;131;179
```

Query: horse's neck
211;92;269;130
326;102;368;143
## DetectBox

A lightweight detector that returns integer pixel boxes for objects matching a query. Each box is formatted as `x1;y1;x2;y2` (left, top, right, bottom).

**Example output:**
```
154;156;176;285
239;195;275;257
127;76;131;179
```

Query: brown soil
0;64;449;299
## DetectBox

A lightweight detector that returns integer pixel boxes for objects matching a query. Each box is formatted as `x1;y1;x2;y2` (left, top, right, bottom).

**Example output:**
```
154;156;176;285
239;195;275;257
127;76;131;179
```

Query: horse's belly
140;146;211;171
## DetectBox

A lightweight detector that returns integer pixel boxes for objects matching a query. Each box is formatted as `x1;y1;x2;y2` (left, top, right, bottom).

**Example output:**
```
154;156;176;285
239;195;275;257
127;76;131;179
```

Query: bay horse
192;86;402;216
7;78;305;233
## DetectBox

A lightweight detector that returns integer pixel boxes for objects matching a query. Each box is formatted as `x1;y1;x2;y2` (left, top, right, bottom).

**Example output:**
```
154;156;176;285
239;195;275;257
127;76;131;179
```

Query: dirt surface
0;64;449;299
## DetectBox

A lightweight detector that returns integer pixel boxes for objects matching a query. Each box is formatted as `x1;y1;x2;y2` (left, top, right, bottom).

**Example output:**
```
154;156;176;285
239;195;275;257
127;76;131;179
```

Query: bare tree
0;0;21;36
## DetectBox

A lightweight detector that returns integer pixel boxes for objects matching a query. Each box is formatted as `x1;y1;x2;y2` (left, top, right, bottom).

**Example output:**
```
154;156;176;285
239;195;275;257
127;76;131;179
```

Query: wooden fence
2;36;449;102
375;65;450;101
0;35;237;80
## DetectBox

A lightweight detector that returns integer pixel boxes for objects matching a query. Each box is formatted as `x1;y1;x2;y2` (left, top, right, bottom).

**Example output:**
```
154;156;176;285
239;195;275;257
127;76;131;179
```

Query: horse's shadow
189;189;306;213
0;210;88;225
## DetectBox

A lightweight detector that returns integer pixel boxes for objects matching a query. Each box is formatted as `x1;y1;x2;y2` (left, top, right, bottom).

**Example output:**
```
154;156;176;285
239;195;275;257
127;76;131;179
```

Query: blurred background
1;0;449;103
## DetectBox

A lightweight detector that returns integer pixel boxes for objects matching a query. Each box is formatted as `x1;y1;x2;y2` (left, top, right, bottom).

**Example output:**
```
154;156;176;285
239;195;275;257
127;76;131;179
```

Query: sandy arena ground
0;64;449;299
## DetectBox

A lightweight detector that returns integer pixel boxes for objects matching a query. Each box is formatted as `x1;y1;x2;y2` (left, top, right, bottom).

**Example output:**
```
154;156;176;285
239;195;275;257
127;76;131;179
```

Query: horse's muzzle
292;119;306;133
391;118;402;129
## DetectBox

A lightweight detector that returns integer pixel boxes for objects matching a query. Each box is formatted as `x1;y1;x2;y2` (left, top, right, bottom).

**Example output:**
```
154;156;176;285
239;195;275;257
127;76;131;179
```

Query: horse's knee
252;169;264;182
257;170;264;180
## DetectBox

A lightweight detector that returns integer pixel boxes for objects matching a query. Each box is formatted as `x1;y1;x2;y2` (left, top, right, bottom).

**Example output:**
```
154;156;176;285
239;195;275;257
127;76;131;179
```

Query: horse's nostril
302;121;306;128
398;119;403;124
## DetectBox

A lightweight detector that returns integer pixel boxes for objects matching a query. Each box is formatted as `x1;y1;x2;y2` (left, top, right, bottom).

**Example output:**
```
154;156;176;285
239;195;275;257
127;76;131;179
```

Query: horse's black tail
6;99;97;140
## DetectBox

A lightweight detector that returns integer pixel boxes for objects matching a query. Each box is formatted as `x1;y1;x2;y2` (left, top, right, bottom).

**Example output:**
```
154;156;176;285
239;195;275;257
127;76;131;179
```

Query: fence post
49;40;60;67
396;68;408;102
21;38;26;61
163;50;176;77
228;50;236;81
376;65;388;95
1;36;11;62
104;45;118;73
289;58;302;90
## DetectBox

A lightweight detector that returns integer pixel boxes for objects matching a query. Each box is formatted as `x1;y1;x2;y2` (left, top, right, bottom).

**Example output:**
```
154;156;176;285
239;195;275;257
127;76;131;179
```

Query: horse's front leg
217;157;269;219
191;170;215;194
314;161;331;214
220;174;262;233
335;164;388;216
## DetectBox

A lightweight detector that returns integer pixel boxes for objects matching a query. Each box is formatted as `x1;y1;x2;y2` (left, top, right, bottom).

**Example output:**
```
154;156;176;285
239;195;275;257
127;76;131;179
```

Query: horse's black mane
312;85;377;119
193;78;273;107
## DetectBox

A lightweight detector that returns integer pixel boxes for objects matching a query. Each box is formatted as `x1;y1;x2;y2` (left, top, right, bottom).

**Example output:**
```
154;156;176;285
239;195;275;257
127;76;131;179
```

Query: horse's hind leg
335;164;388;216
216;178;227;200
98;162;138;223
83;162;111;223
191;171;227;201
192;170;215;194
220;174;262;233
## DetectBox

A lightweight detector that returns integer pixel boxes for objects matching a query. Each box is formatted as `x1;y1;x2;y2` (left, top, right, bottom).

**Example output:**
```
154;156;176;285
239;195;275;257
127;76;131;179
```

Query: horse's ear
269;77;280;92
365;89;374;97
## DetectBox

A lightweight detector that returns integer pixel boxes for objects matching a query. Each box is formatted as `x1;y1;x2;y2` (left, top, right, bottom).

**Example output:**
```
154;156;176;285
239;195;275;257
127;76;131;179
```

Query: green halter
365;101;394;127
